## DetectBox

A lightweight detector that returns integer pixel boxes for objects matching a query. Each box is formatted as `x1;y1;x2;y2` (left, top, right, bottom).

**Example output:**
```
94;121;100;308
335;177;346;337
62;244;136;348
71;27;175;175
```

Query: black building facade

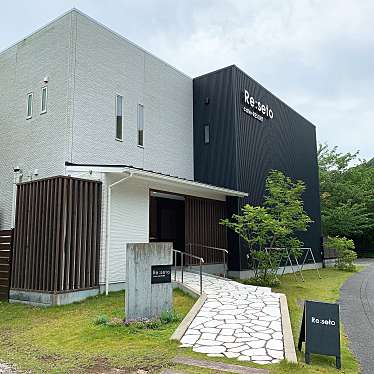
193;65;322;273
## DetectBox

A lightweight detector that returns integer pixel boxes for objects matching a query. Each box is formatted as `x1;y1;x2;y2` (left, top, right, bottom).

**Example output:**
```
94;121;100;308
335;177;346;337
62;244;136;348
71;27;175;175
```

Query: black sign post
298;300;341;368
151;265;172;284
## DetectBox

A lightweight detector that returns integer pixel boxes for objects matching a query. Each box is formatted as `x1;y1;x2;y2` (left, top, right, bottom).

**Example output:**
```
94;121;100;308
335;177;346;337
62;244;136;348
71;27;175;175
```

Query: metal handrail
172;249;204;295
186;243;228;278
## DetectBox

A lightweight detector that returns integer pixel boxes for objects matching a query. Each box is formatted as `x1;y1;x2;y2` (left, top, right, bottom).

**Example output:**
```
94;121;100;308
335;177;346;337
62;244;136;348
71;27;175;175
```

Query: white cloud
1;0;373;159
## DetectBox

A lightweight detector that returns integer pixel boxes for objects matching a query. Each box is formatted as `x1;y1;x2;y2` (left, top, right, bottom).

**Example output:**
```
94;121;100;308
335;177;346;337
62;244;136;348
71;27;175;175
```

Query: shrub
94;314;109;325
160;309;181;324
221;170;312;287
325;236;357;271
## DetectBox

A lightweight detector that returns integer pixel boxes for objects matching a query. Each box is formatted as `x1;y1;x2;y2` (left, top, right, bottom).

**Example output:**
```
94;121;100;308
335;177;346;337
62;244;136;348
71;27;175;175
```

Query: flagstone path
177;272;284;365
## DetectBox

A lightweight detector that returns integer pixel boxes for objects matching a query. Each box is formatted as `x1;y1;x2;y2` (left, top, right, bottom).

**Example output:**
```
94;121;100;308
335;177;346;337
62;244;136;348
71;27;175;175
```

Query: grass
0;268;361;373
270;267;361;374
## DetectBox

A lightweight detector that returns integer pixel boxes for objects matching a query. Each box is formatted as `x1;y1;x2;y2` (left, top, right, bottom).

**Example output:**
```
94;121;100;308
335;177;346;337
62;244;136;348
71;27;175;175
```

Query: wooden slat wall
185;196;228;264
0;229;13;301
11;176;102;292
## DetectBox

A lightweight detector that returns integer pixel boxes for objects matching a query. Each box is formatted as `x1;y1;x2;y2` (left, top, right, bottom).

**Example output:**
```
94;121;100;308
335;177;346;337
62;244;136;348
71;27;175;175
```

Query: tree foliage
221;170;312;285
325;236;357;271
318;144;374;238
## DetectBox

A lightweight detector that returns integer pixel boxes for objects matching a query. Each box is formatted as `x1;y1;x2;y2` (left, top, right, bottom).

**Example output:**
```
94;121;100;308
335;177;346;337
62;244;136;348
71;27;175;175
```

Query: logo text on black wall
242;90;274;122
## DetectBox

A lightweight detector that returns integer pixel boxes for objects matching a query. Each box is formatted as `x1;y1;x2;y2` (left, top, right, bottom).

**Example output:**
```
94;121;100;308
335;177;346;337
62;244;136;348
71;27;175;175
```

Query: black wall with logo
193;65;322;271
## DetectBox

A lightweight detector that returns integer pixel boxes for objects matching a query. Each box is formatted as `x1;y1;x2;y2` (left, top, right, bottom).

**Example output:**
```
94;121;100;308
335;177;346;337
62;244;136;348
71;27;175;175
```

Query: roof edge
65;162;247;197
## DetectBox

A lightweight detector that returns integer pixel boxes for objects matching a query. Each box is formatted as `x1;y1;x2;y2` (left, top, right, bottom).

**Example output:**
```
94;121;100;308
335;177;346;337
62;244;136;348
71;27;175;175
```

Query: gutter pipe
105;172;133;295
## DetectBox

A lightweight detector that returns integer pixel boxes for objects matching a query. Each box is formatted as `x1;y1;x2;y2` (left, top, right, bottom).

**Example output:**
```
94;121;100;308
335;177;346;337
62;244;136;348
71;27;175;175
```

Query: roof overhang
65;163;247;198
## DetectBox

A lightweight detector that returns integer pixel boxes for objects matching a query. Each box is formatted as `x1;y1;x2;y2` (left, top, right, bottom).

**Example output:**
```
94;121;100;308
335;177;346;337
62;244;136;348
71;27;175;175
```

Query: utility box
125;242;173;321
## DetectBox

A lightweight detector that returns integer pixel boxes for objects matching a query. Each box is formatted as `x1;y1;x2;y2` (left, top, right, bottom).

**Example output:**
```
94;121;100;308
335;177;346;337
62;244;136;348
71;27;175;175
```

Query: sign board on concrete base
125;242;173;321
298;300;341;369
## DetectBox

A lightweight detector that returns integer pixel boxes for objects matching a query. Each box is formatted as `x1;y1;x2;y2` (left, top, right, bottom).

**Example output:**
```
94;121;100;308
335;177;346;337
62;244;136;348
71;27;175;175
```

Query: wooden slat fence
11;176;102;292
0;229;13;301
185;196;228;264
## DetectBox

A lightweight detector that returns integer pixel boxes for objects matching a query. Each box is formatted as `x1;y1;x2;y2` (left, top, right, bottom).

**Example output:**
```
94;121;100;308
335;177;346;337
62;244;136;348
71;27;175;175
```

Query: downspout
11;166;21;228
105;172;133;295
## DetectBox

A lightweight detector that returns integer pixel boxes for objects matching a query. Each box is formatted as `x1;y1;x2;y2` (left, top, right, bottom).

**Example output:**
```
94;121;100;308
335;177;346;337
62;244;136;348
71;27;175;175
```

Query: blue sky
1;0;373;160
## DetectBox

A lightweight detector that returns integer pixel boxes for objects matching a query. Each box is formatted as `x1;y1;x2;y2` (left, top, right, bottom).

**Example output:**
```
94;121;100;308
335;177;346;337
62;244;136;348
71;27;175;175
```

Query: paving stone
251;333;272;340
204;320;222;328
224;342;245;348
214;314;236;320
177;271;283;366
272;331;283;340
247;340;266;349
267;349;284;359
196;339;224;346
241;348;267;357
193;345;227;354
200;327;220;334
266;339;283;351
269;321;282;331
200;332;217;340
220;328;235;336
217;323;243;329
228;344;250;353
180;334;199;345
216;335;236;343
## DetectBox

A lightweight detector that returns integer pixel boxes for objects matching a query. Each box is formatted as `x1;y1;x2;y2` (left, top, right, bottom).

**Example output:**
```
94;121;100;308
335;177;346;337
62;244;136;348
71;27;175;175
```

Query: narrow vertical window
26;93;33;119
137;104;144;147
41;86;48;114
204;124;210;144
115;94;123;140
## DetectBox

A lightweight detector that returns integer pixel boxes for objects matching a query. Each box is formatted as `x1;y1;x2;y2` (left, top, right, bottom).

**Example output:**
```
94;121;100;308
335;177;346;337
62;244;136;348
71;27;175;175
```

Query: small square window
26;92;33;119
41;86;48;114
204;124;210;144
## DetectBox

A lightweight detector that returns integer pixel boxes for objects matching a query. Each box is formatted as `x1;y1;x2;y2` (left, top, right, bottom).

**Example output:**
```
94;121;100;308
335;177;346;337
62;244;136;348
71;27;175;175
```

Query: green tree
318;144;374;238
221;170;312;285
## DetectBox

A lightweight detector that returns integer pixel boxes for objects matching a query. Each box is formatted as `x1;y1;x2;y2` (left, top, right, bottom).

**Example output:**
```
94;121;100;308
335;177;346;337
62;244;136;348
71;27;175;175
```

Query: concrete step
172;356;269;374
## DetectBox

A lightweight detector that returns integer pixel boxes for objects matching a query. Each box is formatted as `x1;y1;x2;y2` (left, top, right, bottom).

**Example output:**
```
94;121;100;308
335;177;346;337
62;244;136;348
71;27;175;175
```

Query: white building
0;9;246;303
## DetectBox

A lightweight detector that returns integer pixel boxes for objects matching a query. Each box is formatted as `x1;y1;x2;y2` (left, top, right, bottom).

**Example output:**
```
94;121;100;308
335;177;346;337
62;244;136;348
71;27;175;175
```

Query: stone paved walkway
177;272;284;365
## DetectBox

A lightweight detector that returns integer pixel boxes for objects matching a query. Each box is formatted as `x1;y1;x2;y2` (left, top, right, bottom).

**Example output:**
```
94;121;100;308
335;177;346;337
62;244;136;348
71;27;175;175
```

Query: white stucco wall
0;12;74;229
70;12;194;180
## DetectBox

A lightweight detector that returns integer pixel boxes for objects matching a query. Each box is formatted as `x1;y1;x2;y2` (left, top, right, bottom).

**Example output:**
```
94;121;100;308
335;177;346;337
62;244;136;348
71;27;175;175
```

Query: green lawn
0;268;361;373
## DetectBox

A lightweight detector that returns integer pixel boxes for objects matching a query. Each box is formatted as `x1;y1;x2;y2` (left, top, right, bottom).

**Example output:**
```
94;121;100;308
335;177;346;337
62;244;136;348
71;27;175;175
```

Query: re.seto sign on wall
242;90;274;122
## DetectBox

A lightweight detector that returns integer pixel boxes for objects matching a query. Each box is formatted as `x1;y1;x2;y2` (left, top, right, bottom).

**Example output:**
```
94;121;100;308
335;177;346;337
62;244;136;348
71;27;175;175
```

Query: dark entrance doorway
149;191;185;252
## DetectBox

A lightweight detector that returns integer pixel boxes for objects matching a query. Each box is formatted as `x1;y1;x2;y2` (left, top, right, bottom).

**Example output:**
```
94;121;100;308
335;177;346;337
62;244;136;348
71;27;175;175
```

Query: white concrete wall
70;12;194;180
0;12;74;229
108;177;149;285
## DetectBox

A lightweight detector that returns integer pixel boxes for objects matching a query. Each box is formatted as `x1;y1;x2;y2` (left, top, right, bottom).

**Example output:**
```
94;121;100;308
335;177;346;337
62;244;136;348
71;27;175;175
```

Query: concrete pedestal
125;242;173;321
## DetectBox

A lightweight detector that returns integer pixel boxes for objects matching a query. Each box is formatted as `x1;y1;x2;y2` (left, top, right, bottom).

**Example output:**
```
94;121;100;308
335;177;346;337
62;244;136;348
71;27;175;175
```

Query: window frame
26;92;33;119
115;94;124;141
40;86;48;114
137;103;144;147
203;124;210;144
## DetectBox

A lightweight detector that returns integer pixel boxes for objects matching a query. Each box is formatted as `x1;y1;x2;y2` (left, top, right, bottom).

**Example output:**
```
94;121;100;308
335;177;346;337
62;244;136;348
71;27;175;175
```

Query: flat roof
65;162;247;198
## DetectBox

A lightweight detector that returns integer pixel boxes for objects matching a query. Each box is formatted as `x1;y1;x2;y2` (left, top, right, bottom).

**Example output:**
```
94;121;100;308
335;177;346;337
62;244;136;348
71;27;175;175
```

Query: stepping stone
172;356;269;373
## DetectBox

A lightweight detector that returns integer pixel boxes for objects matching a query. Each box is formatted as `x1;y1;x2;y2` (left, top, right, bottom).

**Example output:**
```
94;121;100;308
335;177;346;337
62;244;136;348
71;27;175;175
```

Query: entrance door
149;192;185;252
